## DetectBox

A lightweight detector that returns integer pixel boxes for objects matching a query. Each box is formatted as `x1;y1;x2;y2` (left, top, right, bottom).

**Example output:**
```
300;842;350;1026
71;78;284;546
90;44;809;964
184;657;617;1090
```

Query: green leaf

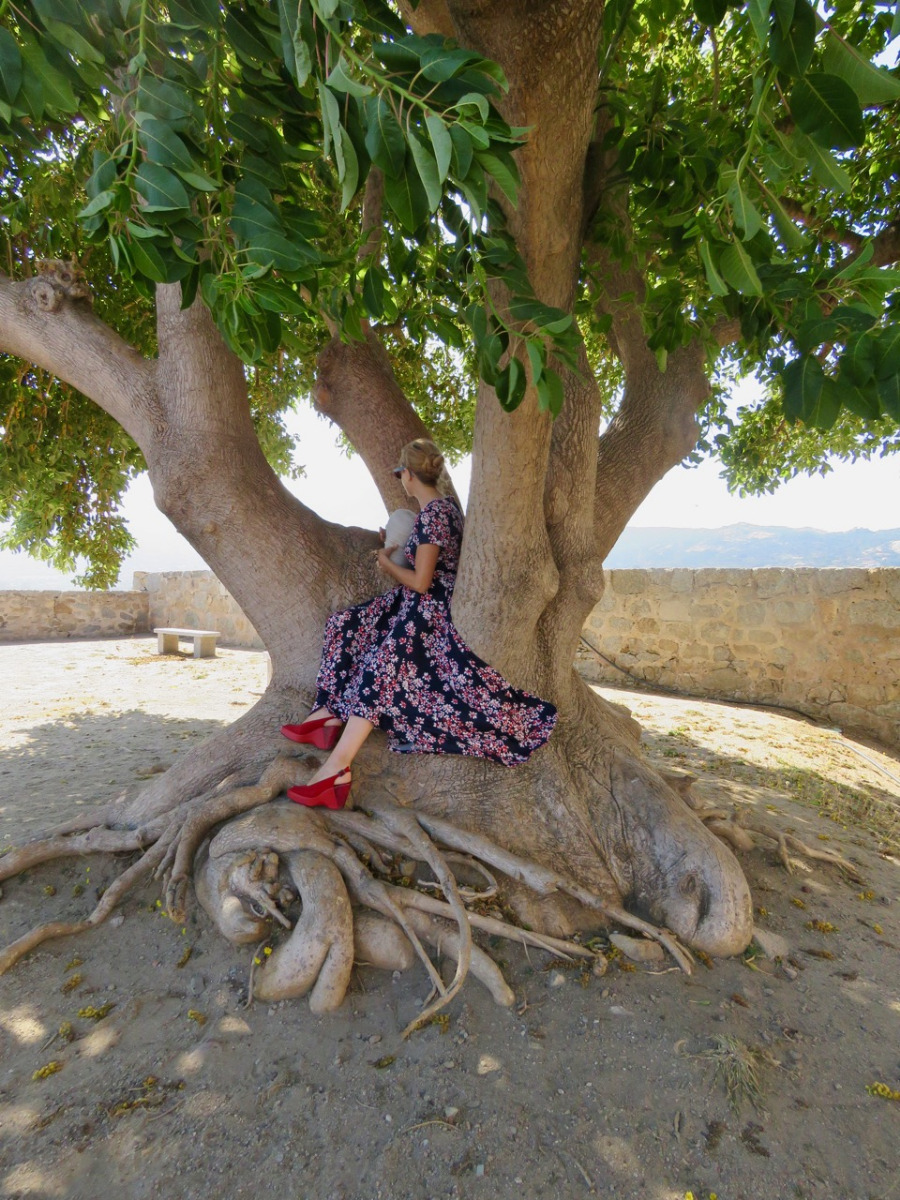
311;0;340;18
327;55;373;98
877;373;900;421
459;120;490;151
767;192;807;252
747;0;770;47
420;45;483;83
720;240;763;295
138;76;201;131
805;376;842;429
448;124;474;180
318;81;340;159
362;266;385;318
782;354;825;422
292;33;312;87
40;17;105;64
893;0;900;40
842;383;881;421
134;163;191;210
536;369;564;417
474;150;519;206
796;315;842;352
77;189;117;220
874;325;900;380
699;239;729;296
694;0;729;25
383;159;429;232
364;96;406;179
790;73;866;150
840;335;876;386
0;28;23;104
525;340;544;384
176;169;220;192
337;126;359;209
245;231;314;272
409;134;442;212
453;91;489;121
86;152;118;200
425;114;453;183
224;8;276;65
788;129;852;192
724;171;762;240
832;240;874;280
768;0;815;76
129;237;169;284
822;32;900;107
137;117;195;172
19;38;76;112
495;357;526;411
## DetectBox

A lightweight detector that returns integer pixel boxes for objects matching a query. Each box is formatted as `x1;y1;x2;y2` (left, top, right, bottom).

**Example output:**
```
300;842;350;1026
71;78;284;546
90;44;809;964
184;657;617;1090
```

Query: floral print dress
313;497;557;765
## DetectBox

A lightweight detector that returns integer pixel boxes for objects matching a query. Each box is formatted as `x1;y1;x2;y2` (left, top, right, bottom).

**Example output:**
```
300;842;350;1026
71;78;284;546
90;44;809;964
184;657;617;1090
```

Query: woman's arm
376;543;440;594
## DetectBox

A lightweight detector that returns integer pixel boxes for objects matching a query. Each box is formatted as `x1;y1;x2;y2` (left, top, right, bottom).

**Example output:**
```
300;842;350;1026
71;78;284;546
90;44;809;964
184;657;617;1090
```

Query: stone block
609;570;649;595
810;568;870;595
772;599;815;624
847;599;900;629
736;602;765;625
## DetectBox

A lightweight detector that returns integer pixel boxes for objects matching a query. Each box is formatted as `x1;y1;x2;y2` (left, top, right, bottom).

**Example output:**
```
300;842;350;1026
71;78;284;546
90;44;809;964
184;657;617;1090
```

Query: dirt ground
1;637;898;1200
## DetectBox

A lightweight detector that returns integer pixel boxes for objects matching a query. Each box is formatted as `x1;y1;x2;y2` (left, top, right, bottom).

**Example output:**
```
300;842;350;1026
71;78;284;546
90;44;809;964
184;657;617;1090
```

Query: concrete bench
154;627;220;658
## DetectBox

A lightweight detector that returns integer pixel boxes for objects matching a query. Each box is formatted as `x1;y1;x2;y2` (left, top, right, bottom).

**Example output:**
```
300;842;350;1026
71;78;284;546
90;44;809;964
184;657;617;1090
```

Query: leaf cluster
588;0;900;437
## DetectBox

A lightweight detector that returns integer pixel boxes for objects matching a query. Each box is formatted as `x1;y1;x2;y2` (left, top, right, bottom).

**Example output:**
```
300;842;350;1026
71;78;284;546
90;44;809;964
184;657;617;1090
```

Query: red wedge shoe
287;770;351;810
280;716;343;750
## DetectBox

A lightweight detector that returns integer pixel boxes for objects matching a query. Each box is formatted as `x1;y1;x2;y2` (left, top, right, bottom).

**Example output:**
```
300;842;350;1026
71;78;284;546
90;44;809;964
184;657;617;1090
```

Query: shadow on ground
640;722;900;852
0;709;230;847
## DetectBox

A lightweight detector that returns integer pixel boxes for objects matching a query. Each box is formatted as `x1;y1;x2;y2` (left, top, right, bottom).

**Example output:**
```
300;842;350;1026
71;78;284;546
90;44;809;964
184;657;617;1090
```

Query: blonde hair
399;438;446;489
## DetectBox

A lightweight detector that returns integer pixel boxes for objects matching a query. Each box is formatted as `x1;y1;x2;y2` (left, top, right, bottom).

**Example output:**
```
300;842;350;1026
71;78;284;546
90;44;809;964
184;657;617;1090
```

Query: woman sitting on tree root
281;438;558;809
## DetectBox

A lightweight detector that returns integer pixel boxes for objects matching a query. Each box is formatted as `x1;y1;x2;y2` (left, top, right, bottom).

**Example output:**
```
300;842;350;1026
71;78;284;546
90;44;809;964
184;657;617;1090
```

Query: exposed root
738;817;864;883
0;838;168;974
402;910;515;1034
692;799;865;883
0;825;158;883
164;754;314;923
413;810;694;973
365;795;472;1027
253;851;355;1013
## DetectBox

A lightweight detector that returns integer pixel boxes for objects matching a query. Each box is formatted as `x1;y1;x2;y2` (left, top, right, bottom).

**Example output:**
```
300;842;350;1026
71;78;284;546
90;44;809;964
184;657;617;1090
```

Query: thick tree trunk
0;2;758;1009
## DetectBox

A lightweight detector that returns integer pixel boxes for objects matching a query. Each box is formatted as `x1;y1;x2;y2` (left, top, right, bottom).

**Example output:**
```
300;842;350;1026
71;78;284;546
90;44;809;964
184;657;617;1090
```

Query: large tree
1;0;897;1017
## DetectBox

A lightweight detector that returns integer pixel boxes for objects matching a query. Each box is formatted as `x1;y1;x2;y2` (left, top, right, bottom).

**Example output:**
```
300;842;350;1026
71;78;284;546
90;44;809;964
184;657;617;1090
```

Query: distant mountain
606;524;900;568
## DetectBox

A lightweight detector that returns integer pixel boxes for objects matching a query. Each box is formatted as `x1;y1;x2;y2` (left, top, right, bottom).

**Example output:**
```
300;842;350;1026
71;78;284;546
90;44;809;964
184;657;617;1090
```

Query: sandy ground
0;637;899;1200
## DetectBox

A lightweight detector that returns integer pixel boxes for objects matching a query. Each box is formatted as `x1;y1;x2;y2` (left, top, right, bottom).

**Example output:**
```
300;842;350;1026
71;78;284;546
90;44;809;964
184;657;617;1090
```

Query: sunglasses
392;466;405;479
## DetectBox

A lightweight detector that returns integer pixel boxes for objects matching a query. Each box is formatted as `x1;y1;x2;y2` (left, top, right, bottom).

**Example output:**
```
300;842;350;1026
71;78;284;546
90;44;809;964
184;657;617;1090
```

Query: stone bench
154;627;220;658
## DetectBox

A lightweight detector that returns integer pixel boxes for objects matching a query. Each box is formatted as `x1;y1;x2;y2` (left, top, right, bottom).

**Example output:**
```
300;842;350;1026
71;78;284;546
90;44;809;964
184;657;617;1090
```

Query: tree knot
28;259;92;313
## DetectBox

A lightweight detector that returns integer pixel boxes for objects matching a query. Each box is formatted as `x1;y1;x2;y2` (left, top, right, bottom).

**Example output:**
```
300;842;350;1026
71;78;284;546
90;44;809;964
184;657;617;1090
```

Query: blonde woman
281;438;557;808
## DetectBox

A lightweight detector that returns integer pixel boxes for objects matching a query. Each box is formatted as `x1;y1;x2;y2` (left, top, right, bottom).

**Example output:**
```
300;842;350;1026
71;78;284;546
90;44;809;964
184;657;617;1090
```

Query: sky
1;388;898;590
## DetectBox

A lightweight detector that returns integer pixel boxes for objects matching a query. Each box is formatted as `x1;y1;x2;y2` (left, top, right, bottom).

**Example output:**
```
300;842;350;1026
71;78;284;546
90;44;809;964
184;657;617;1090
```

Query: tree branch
0;269;159;444
589;244;707;560
779;199;900;266
312;331;434;512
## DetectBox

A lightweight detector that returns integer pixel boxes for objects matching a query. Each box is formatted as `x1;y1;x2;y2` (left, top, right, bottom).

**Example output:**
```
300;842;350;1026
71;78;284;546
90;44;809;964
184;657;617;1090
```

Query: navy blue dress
314;497;557;765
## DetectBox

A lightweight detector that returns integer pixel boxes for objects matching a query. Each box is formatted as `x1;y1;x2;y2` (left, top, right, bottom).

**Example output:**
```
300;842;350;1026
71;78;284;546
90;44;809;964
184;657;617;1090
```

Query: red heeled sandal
280;715;343;750
287;770;351;810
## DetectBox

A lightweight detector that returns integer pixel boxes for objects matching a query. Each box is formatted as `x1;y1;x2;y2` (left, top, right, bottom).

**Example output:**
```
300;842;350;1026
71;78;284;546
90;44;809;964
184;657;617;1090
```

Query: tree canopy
1;0;898;584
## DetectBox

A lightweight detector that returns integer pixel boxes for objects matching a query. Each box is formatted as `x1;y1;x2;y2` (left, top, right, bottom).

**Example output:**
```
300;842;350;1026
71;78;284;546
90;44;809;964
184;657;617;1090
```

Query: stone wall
0;589;149;641
2;567;897;749
132;570;264;649
580;568;900;749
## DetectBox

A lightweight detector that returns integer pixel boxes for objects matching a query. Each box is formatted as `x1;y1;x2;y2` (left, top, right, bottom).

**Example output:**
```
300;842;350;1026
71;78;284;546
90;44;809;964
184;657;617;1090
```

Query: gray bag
383;508;417;566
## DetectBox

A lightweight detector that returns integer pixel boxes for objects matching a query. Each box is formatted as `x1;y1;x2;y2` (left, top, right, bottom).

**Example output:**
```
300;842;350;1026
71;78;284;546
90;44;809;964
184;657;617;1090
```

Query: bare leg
303;707;341;727
307;716;374;786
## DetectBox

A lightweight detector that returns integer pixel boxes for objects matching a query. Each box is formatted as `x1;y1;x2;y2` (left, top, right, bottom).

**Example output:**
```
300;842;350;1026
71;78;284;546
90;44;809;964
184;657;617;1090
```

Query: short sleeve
416;503;451;548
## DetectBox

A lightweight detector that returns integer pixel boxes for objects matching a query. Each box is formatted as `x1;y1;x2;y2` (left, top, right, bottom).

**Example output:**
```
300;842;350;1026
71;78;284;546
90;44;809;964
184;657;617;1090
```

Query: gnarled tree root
2;773;695;1022
694;806;864;883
